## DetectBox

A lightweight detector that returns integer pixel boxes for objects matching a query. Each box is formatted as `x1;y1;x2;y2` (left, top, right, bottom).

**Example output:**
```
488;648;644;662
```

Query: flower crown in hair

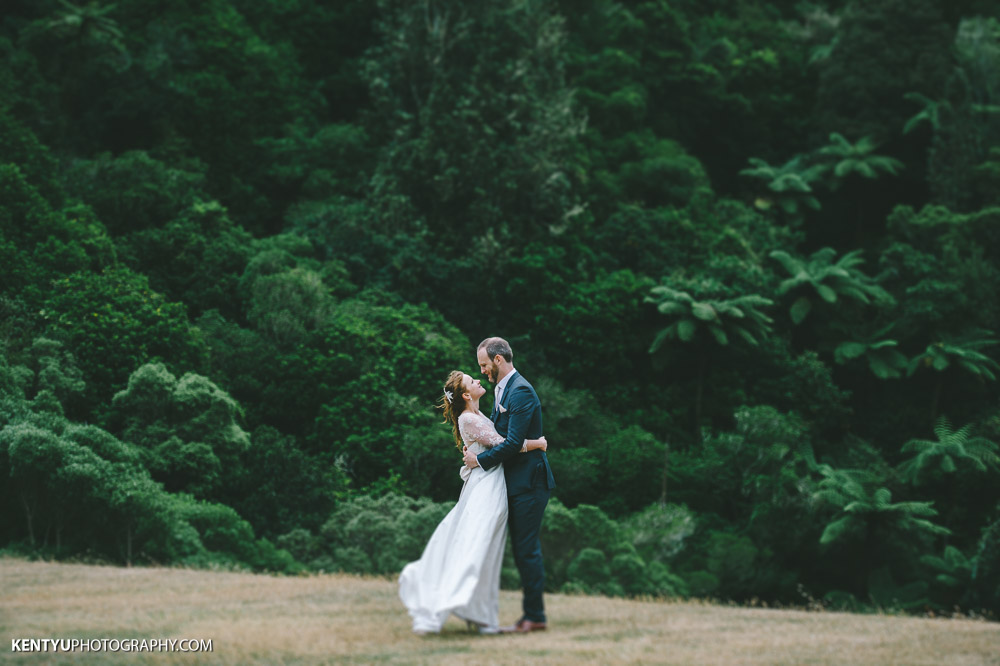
443;389;454;404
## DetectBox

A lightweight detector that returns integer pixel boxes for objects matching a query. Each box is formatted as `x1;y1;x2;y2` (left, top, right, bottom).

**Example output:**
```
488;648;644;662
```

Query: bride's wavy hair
438;370;468;451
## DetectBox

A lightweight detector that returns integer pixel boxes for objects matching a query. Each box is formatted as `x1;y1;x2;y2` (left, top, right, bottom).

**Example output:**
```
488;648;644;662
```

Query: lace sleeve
458;412;504;448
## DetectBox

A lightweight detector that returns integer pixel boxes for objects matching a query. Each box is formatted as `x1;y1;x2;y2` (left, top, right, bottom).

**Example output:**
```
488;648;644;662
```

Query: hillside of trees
1;0;998;615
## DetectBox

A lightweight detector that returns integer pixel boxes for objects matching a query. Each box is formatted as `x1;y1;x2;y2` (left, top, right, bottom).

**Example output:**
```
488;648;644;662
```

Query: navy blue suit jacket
476;371;556;497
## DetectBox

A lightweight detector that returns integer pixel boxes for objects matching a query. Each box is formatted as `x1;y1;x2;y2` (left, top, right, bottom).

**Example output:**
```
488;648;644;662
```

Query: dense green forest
2;0;999;616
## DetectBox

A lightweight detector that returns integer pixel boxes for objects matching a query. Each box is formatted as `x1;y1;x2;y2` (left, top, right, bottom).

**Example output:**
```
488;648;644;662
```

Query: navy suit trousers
508;484;550;623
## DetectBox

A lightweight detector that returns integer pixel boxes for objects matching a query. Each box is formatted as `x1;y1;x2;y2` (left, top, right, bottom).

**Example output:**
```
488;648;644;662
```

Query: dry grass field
1;556;997;665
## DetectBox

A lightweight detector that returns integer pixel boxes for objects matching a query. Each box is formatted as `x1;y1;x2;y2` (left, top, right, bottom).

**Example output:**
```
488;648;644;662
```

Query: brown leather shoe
519;620;547;633
502;619;546;633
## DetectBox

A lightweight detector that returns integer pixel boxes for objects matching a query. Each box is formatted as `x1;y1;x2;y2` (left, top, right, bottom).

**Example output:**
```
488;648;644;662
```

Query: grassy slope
0;557;997;665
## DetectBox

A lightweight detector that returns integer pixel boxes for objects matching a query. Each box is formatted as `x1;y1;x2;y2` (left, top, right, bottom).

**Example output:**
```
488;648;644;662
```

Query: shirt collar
495;367;516;393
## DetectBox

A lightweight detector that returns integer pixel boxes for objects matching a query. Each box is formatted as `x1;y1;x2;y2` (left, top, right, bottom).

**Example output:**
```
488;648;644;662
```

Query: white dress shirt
494;367;516;408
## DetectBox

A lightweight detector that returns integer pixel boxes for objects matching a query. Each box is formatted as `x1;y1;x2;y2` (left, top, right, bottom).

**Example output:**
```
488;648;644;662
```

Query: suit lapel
500;371;518;411
492;371;518;424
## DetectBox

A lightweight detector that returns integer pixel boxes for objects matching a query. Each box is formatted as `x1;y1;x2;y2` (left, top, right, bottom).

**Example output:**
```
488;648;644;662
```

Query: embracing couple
398;337;556;635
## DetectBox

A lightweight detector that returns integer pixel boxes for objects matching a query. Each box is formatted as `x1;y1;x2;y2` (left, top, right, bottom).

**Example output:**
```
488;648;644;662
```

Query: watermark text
11;638;213;653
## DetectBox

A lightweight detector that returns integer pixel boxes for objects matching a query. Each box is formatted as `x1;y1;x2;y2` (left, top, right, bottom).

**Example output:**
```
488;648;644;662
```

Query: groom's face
477;347;498;383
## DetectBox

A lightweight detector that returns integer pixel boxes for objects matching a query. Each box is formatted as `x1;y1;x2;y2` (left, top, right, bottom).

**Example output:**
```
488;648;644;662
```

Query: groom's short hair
478;337;513;363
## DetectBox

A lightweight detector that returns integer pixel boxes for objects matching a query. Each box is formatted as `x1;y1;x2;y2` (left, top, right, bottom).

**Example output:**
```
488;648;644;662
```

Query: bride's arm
460;414;544;451
459;413;504;448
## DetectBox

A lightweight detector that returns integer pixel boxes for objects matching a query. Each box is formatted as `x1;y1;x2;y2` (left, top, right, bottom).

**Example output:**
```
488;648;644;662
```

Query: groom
464;337;555;634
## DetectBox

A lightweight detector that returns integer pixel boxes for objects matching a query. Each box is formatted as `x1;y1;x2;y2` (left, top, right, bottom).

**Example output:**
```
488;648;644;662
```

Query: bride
398;370;547;634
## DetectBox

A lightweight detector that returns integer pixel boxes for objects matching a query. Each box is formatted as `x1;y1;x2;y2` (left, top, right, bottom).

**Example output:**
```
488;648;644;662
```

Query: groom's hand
463;445;480;469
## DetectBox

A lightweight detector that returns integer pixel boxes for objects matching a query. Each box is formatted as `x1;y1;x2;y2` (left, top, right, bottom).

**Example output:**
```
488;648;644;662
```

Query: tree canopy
2;0;999;616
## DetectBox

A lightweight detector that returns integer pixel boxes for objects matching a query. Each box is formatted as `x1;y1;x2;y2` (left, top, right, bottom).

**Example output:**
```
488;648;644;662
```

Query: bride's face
462;374;486;401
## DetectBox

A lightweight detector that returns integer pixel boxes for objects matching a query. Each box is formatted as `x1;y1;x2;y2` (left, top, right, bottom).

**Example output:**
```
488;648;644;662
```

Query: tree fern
646;287;774;353
834;325;908;379
739;155;824;220
814;464;950;549
907;334;1000;381
646;285;773;438
815;133;904;186
770;247;893;324
898;416;1000;485
921;545;974;590
903;93;949;134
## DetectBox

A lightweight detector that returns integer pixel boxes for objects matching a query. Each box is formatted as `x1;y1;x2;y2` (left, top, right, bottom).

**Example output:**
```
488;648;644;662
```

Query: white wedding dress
398;411;508;633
